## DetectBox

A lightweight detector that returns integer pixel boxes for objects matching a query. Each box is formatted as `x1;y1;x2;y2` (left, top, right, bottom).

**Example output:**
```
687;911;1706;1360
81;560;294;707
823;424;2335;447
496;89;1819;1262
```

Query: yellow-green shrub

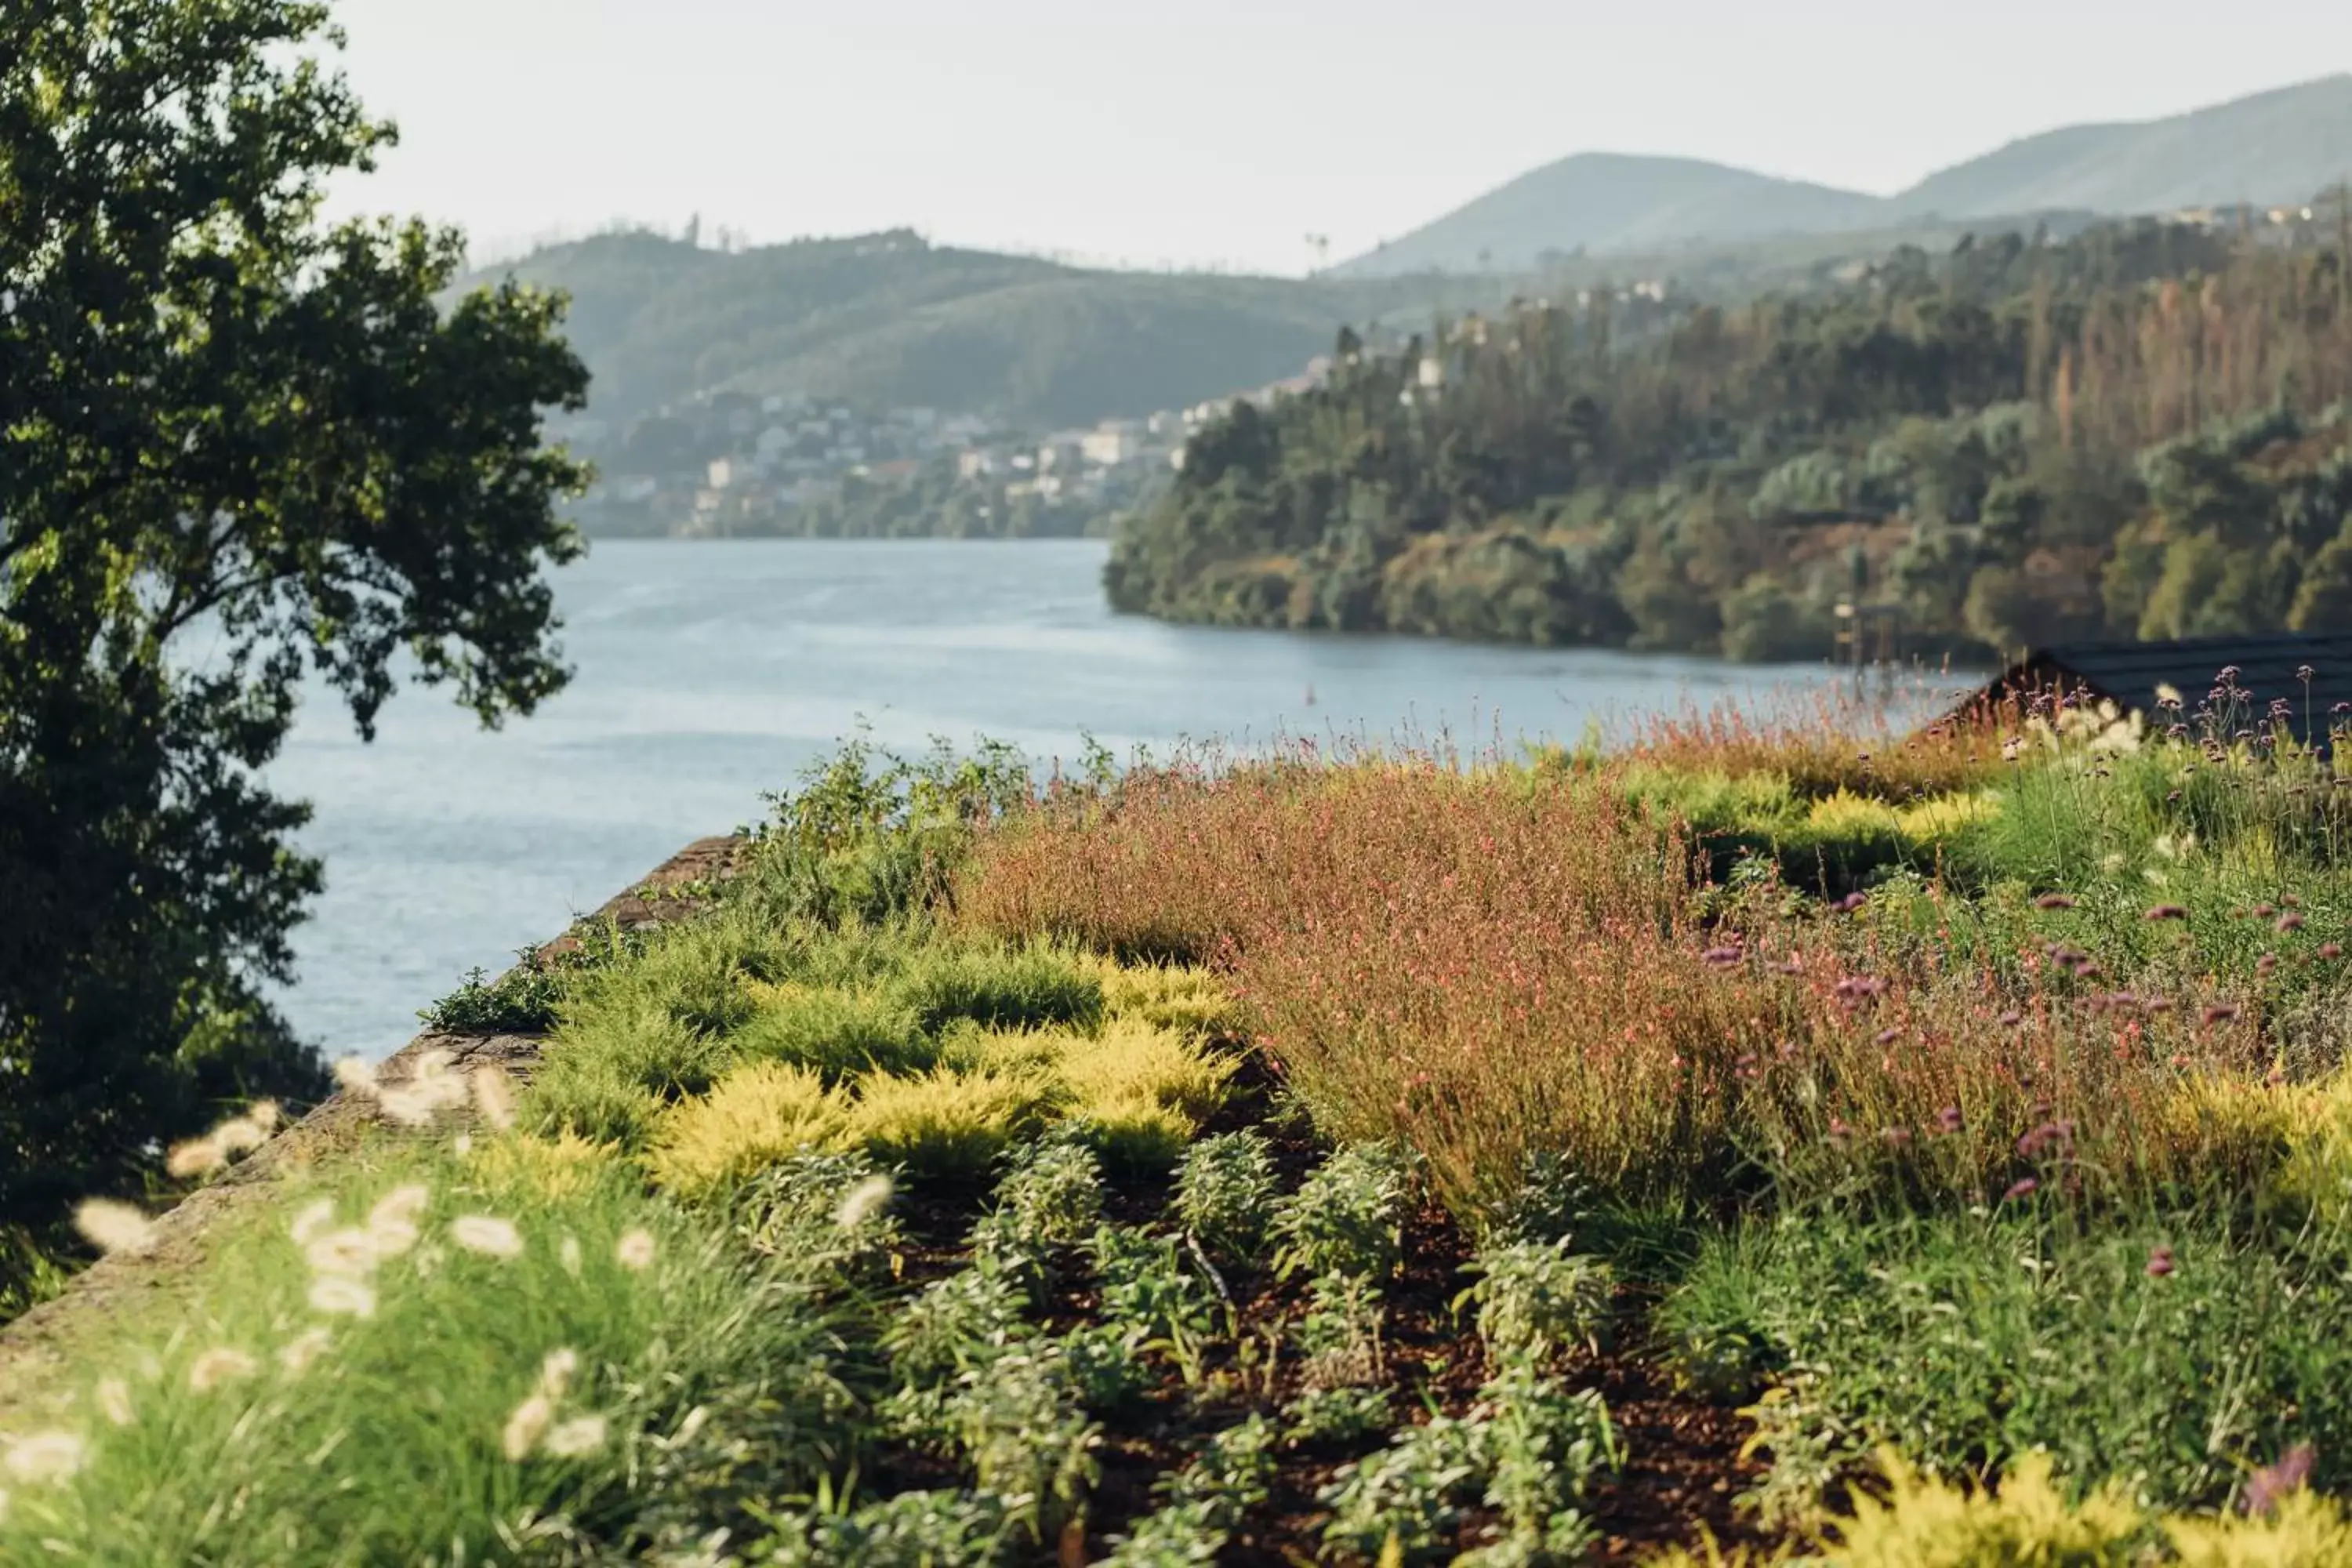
1086;956;1240;1037
1635;1453;2352;1566
735;982;932;1080
1060;1017;1236;1123
644;1062;850;1197
1824;1451;2145;1566
844;1069;1057;1179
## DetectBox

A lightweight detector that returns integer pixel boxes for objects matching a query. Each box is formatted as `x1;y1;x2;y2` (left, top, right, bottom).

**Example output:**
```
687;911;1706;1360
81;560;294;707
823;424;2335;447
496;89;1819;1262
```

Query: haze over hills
1335;74;2352;277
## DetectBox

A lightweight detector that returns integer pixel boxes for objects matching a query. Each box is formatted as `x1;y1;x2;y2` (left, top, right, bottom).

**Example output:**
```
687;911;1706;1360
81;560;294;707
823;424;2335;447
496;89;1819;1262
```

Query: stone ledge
0;833;749;1411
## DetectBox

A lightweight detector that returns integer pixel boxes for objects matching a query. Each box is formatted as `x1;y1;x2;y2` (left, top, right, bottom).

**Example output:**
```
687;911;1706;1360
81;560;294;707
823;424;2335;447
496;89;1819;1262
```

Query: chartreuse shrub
0;1134;854;1562
843;1069;1058;1180
644;1062;853;1198
1642;1451;2352;1566
885;941;1104;1034
733;982;934;1080
1082;953;1242;1037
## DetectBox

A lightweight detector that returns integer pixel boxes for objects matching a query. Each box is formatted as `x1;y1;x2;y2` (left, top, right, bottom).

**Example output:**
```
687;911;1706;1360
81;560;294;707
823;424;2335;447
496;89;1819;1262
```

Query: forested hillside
469;230;1501;425
1110;217;2352;661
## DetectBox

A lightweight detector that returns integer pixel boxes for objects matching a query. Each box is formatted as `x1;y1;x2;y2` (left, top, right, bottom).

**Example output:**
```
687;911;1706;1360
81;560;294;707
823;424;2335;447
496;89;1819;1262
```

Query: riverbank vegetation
1109;215;2352;661
9;681;2350;1563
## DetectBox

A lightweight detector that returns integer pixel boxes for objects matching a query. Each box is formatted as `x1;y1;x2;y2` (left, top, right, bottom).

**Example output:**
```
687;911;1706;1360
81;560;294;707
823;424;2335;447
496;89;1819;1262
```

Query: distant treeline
1107;216;2352;660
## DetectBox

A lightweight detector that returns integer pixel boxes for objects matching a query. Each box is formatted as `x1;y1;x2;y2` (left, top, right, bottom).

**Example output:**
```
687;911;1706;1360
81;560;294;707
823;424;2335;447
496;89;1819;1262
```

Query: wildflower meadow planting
5;684;2352;1565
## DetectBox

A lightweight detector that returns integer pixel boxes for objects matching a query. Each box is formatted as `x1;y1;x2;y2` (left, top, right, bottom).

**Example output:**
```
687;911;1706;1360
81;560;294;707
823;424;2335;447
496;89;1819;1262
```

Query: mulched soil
877;1054;1775;1564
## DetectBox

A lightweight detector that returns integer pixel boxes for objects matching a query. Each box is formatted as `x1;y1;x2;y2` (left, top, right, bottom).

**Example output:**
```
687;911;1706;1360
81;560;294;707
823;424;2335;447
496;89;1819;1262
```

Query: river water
266;539;1953;1058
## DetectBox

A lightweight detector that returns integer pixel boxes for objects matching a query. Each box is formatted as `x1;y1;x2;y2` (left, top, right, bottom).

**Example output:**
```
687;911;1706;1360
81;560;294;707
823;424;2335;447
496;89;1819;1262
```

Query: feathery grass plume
73;1199;156;1257
289;1198;336;1247
248;1100;283;1133
471;1066;518;1130
332;1055;379;1096
165;1138;227;1179
365;1183;431;1258
187;1347;259;1394
94;1378;133;1427
307;1276;376;1318
278;1327;333;1375
501;1393;554;1461
537;1348;579;1400
614;1228;656;1271
306;1226;379;1278
209;1116;269;1157
2;1432;87;1485
451;1215;524;1259
542;1415;608;1458
560;1235;583;1276
833;1173;895;1232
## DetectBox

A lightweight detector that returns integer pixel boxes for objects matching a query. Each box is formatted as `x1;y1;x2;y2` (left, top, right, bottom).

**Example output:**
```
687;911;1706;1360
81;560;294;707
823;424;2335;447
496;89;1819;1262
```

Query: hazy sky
325;0;2352;275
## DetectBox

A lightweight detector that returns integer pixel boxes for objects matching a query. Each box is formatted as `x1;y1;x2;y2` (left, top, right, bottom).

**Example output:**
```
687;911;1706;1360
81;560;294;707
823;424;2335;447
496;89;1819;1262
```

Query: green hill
470;229;1499;426
1332;153;1887;277
1337;76;2352;278
1892;74;2352;220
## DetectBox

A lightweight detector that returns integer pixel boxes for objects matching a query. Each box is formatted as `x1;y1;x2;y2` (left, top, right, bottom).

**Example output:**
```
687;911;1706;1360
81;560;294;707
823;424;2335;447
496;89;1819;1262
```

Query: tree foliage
1111;220;2352;661
0;0;590;1222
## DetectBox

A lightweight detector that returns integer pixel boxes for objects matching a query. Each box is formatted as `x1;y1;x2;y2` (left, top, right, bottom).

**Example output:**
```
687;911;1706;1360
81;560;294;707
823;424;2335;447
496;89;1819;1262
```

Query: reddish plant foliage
955;756;2270;1218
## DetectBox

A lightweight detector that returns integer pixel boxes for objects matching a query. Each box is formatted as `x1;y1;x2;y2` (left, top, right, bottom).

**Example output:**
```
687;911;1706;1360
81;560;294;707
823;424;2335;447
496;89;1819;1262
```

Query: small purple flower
2218;664;2243;684
2244;1443;2316;1518
2146;1244;2176;1278
2034;893;2077;910
2258;954;2279;976
2297;665;2317;683
2003;1177;2039;1202
2143;904;2190;922
1882;1126;1913;1148
2016;1120;2074;1159
1875;1026;1900;1046
2202;1003;2242;1028
1702;945;1744;967
2321;942;2343;961
2278;912;2306;933
1836;891;1869;914
1936;1105;1964;1134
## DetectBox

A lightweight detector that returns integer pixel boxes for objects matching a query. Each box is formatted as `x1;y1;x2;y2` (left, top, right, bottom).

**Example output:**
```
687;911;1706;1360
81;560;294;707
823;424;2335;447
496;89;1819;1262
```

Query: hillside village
559;356;1339;539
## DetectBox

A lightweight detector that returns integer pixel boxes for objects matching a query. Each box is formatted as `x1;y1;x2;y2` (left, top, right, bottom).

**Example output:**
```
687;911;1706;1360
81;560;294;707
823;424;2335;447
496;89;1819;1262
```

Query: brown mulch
875;1062;1773;1565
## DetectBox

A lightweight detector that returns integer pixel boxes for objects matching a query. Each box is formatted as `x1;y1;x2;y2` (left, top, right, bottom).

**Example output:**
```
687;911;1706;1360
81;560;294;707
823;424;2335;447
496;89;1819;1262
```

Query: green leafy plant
1297;1269;1386;1390
1466;1363;1618;1565
1272;1143;1409;1281
1173;1131;1279;1262
1458;1236;1616;1365
1317;1414;1491;1565
1283;1385;1393;1448
766;1486;1016;1568
1091;1224;1219;1386
1103;1415;1276;1566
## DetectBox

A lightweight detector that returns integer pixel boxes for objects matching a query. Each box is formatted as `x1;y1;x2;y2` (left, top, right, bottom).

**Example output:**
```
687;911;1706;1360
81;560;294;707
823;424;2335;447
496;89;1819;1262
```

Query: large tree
0;0;590;1223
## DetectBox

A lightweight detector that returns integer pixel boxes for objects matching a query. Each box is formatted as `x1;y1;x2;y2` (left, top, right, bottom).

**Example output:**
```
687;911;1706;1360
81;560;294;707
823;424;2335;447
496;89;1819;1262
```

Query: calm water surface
267;540;1953;1058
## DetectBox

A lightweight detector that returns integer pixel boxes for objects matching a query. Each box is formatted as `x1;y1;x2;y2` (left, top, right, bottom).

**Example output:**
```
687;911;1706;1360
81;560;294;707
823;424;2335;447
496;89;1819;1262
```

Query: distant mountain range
475;76;2352;430
1334;75;2352;277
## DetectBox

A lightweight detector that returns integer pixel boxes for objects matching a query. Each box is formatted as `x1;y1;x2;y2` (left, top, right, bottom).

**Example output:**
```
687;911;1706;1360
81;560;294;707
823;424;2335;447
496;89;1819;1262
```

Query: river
266;539;1959;1058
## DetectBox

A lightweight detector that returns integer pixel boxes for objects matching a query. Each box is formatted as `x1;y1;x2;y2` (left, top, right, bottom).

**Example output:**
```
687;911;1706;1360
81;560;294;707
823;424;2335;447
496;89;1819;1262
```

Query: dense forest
1108;215;2352;662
